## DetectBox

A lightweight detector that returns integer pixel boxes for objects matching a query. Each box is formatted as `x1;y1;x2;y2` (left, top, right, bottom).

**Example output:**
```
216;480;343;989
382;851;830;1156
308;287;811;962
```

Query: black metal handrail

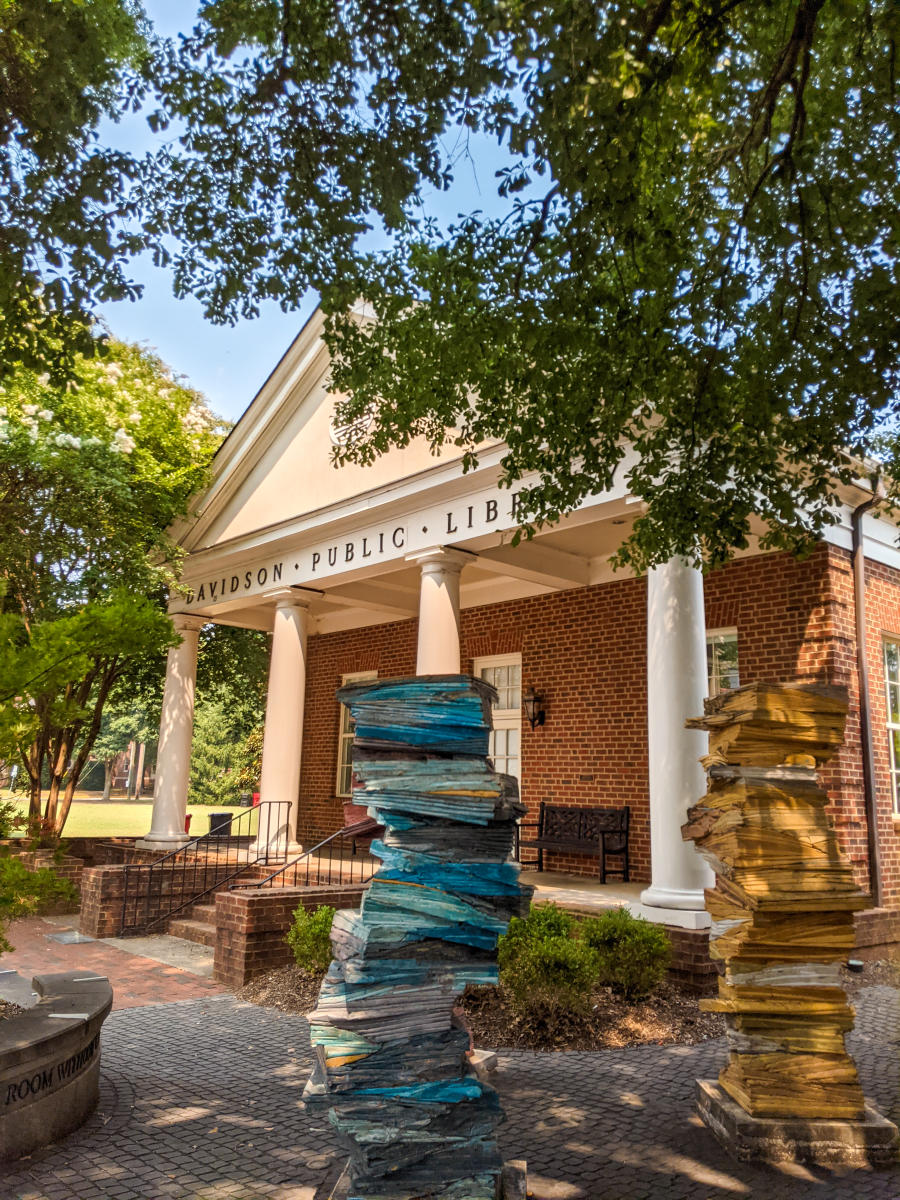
119;801;291;935
230;818;378;891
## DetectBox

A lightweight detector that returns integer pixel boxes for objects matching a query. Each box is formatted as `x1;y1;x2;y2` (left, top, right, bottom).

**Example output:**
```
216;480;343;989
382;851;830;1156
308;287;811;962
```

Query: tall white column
257;593;310;855
406;547;471;674
640;556;715;929
138;613;205;849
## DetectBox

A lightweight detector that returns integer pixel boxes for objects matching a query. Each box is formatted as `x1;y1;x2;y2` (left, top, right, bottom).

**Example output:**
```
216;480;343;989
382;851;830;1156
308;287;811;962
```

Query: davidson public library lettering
183;491;520;607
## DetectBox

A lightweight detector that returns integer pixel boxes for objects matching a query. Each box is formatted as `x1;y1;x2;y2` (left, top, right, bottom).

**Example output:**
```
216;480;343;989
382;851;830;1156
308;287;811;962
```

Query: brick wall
300;546;892;887
213;886;366;989
80;864;243;938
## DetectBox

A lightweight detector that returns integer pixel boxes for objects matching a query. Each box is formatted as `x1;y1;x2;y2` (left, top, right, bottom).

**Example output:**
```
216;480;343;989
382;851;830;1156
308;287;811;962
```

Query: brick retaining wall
213;886;366;989
80;864;245;938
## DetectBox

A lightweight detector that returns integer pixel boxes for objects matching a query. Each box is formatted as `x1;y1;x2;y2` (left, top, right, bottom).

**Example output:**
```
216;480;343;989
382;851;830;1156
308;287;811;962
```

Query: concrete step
168;918;217;947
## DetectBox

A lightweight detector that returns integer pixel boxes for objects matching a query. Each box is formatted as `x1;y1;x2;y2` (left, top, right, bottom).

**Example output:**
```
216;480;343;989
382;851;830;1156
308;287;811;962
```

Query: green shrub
503;935;598;1017
498;903;575;973
0;799;21;840
580;907;671;1000
286;903;335;972
0;854;79;956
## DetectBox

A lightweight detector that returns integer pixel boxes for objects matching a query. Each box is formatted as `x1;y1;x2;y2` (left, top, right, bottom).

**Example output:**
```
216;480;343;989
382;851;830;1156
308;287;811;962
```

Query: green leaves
0;339;223;831
0;0;151;378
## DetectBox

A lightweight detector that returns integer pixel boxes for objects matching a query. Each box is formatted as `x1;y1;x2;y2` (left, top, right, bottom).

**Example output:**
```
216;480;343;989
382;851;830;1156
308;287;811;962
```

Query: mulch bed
236;964;725;1051
460;980;724;1051
238;965;323;1015
235;959;898;1053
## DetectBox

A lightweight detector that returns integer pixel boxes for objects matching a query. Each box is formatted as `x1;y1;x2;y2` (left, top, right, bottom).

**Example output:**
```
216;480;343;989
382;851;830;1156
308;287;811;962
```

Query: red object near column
252;792;260;806
184;814;192;834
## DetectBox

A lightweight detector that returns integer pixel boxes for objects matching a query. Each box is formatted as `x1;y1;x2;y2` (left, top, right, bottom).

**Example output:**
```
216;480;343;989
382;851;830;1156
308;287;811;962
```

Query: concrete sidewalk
2;984;898;1200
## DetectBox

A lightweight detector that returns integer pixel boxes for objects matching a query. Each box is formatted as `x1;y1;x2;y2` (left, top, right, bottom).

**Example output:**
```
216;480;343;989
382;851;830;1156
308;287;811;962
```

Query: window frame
473;652;522;782
335;670;378;798
883;636;900;815
706;627;740;697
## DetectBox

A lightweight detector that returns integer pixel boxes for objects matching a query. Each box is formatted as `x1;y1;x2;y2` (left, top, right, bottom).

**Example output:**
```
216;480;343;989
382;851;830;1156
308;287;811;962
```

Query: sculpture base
696;1080;899;1168
323;1160;527;1200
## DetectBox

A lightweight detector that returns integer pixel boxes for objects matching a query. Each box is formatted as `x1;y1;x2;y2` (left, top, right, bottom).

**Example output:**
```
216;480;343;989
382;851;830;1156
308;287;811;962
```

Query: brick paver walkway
1;918;224;1009
2;986;899;1200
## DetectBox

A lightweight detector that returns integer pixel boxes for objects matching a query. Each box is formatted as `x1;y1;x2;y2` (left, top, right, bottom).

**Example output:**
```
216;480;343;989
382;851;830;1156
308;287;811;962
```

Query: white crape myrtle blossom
111;428;136;454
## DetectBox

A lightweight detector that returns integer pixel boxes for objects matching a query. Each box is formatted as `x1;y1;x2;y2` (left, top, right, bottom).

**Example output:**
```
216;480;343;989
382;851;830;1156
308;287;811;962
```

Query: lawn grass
0;795;252;840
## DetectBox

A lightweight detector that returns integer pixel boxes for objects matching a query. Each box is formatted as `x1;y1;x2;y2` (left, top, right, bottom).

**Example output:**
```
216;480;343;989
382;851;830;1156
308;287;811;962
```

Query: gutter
851;486;885;909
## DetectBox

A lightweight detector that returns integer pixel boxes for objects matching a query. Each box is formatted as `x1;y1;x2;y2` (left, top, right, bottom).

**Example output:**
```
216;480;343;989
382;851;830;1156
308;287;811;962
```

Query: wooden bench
519;802;630;883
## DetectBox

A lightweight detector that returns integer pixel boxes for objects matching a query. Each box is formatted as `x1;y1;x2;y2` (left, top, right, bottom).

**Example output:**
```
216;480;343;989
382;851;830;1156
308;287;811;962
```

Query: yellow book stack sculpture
682;683;868;1121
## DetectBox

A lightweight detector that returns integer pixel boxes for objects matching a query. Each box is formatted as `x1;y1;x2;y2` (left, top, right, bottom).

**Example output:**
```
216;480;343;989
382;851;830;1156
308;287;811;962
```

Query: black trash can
209;812;233;837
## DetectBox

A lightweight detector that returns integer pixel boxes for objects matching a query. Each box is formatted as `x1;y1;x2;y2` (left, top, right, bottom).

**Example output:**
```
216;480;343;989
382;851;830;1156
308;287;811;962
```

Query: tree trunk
102;760;113;802
55;663;117;835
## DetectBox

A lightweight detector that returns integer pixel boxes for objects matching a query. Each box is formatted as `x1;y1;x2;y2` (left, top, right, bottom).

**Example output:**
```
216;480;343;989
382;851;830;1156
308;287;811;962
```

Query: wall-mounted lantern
522;686;546;730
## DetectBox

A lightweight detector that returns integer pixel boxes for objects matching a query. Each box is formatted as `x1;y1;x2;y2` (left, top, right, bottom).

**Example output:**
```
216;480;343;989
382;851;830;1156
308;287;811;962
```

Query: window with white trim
473;654;522;782
706;628;740;696
336;671;377;797
883;638;900;814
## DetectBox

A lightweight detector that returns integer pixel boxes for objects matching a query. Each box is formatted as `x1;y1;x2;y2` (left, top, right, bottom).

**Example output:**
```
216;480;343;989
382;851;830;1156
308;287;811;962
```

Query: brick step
188;903;218;923
168;917;217;947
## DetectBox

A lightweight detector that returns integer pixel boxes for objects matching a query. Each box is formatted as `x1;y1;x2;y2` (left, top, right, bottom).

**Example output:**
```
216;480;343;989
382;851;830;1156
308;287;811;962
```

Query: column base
135;833;190;851
640;885;710;930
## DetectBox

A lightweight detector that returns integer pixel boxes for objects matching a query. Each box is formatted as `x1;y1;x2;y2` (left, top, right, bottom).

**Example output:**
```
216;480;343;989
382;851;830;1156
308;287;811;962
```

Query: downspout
851;488;884;909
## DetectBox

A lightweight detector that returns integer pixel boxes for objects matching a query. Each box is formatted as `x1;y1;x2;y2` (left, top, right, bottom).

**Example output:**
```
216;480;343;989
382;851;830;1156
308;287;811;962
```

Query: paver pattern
1;919;224;1009
2;988;898;1200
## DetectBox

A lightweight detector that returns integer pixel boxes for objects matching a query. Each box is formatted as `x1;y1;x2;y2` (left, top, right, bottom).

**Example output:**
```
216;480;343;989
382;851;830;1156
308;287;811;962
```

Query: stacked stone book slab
682;682;869;1121
304;675;531;1200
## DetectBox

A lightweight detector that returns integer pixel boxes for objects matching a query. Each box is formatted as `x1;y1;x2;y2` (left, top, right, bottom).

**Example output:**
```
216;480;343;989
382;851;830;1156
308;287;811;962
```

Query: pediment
178;309;464;553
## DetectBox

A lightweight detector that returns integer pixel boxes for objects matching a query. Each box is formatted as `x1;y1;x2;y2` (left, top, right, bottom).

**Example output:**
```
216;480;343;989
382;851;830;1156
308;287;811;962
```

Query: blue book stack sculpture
304;675;532;1200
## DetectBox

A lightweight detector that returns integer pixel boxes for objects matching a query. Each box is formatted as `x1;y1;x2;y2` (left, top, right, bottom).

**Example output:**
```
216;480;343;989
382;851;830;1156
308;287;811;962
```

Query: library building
136;308;900;970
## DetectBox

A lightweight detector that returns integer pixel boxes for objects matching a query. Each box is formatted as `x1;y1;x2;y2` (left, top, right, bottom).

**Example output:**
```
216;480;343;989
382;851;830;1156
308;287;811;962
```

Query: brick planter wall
853;907;900;961
213;885;367;989
80;864;244;938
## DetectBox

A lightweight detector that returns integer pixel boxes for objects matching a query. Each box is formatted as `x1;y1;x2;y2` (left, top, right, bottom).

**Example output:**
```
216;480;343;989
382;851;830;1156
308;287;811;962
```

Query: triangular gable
178;308;464;553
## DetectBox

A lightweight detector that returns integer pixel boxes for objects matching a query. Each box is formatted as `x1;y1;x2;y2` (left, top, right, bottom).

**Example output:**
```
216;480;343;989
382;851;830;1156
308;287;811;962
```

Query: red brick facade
297;544;900;905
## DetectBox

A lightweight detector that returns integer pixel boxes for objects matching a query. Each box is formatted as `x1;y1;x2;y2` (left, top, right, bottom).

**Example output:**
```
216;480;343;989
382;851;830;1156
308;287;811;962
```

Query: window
883;639;900;814
707;628;740;696
473;654;522;782
335;671;377;797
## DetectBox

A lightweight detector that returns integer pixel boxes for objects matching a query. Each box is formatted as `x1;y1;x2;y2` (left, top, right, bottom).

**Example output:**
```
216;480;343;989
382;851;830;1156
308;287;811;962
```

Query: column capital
405;546;476;574
262;586;320;611
168;612;206;634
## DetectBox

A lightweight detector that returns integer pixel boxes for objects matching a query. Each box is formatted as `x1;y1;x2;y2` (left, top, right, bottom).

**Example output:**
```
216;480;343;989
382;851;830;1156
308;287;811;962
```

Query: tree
188;624;269;806
0;339;222;835
0;0;152;380
91;696;158;801
147;1;899;570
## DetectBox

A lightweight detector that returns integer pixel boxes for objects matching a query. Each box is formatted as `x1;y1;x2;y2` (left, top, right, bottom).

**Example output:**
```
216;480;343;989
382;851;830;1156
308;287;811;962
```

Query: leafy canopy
0;0;153;379
0;340;223;833
148;1;900;569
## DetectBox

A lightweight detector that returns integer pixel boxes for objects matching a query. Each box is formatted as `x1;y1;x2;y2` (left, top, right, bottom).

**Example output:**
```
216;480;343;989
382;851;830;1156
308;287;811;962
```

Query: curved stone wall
0;971;113;1160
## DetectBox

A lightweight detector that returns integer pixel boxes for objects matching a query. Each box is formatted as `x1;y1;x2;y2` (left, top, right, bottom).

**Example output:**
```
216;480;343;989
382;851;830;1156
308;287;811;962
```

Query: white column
257;592;310;855
406;547;471;674
640;556;715;929
137;614;205;849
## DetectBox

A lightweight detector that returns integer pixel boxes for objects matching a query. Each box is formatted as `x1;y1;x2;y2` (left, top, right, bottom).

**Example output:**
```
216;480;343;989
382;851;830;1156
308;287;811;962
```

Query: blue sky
99;1;506;425
99;2;312;425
